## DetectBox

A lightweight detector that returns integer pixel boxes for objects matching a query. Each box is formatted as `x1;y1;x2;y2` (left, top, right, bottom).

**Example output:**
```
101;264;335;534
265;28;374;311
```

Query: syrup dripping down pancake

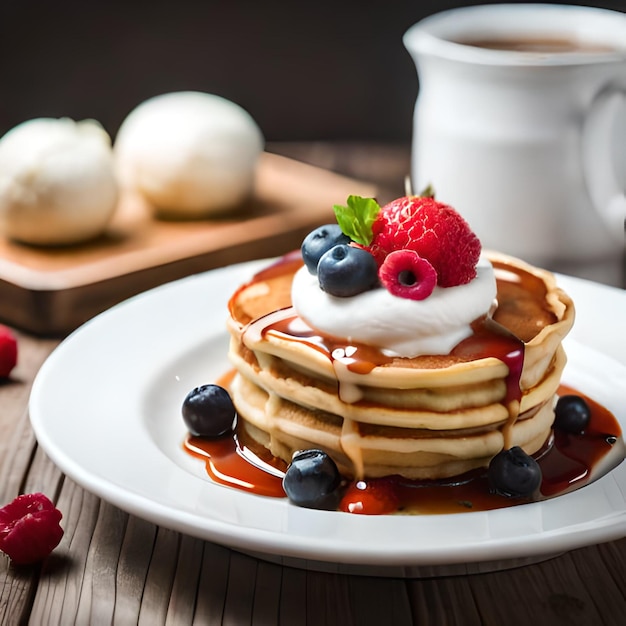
227;251;574;480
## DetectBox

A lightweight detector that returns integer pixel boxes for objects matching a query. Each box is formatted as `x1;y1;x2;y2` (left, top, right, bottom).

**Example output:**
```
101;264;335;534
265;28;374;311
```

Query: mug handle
581;85;626;243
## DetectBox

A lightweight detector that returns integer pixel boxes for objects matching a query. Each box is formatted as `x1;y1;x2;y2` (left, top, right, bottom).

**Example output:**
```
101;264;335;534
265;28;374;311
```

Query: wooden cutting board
0;152;381;336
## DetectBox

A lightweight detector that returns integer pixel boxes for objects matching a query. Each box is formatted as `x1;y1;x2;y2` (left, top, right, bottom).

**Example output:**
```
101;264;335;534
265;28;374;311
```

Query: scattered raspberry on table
0;325;18;378
0;493;64;565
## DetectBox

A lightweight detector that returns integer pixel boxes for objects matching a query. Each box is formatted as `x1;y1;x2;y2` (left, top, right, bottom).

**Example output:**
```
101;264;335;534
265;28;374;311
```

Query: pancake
227;251;575;480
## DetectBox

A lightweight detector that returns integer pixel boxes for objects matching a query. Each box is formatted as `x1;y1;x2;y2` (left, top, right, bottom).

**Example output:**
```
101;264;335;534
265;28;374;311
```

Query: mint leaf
332;195;381;246
419;184;436;198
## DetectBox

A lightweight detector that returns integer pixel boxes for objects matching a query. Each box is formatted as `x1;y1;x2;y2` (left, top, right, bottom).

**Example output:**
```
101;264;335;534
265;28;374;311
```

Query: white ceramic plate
29;261;626;576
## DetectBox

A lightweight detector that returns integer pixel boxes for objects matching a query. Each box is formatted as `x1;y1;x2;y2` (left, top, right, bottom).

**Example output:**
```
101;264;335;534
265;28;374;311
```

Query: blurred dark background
1;0;625;144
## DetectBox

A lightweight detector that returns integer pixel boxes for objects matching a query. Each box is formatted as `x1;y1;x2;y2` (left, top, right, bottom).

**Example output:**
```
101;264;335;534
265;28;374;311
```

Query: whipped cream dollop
291;257;497;358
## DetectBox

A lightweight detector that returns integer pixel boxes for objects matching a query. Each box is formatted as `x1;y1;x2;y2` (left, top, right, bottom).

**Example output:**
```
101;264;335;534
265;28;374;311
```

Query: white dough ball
0;117;119;246
113;91;264;217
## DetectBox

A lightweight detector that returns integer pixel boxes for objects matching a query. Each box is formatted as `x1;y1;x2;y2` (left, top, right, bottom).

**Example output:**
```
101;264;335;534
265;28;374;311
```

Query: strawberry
333;194;481;288
0;325;18;378
339;478;399;515
0;493;64;565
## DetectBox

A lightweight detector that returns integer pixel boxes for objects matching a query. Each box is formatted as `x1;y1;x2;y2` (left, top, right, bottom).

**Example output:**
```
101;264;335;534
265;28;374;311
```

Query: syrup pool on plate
183;381;623;515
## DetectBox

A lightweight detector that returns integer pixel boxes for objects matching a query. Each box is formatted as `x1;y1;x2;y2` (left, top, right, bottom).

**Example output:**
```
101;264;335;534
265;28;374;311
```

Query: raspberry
367;196;481;287
0;325;18;378
379;250;437;300
339;478;399;515
0;493;64;564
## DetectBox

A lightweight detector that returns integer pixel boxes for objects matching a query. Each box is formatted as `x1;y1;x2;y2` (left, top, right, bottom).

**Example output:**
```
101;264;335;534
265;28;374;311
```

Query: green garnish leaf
332;195;381;246
419;184;436;198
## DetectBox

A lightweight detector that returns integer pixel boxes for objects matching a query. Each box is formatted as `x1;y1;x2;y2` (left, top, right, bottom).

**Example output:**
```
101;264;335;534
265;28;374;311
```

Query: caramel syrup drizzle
241;305;525;477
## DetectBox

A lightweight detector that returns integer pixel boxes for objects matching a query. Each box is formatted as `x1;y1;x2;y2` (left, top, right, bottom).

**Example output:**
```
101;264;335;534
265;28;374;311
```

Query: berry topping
182;384;236;438
339;478;399;515
283;449;341;509
0;493;64;565
554;395;591;434
301;224;351;274
333;194;482;288
488;446;542;498
369;196;481;287
0;325;18;379
378;249;437;301
317;244;379;297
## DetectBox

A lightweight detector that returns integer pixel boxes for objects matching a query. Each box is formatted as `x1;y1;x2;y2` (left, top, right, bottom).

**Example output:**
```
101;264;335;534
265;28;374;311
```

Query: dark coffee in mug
454;36;618;54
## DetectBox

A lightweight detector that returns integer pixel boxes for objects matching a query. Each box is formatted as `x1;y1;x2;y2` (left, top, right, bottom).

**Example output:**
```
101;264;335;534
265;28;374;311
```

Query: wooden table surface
1;142;625;626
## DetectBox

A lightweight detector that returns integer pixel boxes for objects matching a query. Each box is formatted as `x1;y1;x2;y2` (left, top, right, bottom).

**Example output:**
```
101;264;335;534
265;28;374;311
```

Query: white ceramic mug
404;4;626;285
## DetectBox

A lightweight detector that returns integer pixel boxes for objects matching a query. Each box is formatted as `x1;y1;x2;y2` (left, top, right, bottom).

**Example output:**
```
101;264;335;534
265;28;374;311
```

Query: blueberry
317;244;379;297
182;384;236;438
301;224;351;274
554;395;591;434
283;449;341;509
488;446;542;498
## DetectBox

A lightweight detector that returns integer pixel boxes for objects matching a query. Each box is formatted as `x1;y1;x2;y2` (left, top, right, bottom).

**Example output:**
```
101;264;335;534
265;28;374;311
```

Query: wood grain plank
567;543;626;624
193;541;231;623
0;331;59;502
468;554;604;626
73;500;127;625
0;564;38;626
22;447;65;501
137;527;180;625
278;566;307;624
113;517;157;624
223;551;258;626
306;570;356;626
250;560;283;626
164;534;205;626
348;576;414;626
0;405;36;505
407;576;482;626
596;538;626;592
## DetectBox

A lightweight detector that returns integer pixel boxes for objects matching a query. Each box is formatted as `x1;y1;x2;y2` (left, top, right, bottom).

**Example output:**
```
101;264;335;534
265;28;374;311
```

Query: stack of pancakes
227;252;575;480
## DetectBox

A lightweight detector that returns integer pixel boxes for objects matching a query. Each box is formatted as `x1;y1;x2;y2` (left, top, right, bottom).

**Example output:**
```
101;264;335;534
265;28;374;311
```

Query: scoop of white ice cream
291;258;498;358
0;118;119;245
113;91;264;218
